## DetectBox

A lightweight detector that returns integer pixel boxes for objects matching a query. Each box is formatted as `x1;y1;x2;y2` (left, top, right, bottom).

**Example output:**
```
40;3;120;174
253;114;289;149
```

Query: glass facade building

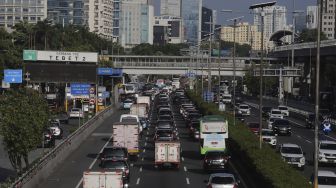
181;0;202;45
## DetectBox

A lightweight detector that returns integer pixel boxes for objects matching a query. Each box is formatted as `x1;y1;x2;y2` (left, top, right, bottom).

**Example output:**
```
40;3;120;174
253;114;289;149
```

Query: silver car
205;173;239;188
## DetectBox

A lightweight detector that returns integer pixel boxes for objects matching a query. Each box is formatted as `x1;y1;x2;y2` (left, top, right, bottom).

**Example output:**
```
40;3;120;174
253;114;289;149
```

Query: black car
305;113;315;129
99;147;129;164
272;119;291;136
235;112;245;122
100;160;130;183
203;151;230;171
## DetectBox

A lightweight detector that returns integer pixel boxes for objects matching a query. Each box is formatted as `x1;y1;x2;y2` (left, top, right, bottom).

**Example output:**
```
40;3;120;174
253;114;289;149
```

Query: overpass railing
273;39;336;51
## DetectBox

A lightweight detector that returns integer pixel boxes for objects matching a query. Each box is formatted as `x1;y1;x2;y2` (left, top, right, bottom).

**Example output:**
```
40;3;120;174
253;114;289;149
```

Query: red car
247;122;260;134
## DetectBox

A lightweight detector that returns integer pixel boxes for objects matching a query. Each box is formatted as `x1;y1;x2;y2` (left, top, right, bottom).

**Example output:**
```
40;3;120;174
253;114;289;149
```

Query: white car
205;173;239;188
69;108;84;118
238;104;250;116
269;109;284;119
280;143;305;170
314;170;336;188
267;117;281;129
319;140;336;164
122;99;133;109
49;123;63;139
261;129;277;148
278;105;289;117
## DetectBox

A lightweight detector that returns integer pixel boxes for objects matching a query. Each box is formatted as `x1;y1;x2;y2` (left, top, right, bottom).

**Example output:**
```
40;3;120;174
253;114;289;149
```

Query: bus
199;115;228;155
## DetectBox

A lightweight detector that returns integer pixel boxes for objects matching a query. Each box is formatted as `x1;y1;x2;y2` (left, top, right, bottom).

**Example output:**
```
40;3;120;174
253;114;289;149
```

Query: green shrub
187;91;310;188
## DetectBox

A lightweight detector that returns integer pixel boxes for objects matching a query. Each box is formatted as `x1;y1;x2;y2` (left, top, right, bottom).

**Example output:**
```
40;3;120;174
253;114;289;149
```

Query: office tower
153;15;183;45
160;0;181;17
0;0;47;29
321;0;336;39
181;0;202;45
120;0;153;48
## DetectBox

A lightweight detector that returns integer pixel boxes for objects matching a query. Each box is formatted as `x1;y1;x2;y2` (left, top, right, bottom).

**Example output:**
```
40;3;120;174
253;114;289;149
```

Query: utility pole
207;16;213;93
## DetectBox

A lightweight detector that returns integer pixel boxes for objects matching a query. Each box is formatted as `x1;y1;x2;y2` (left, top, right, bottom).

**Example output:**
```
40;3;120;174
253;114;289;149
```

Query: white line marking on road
182;157;184;161
131;163;134;167
142;157;144;161
75;134;113;188
184;166;187;172
143;149;146;153
139;167;142;172
186;178;190;184
136;178;140;185
297;135;302;138
146;137;148;141
145;142;147;146
305;139;312;143
147;131;149;135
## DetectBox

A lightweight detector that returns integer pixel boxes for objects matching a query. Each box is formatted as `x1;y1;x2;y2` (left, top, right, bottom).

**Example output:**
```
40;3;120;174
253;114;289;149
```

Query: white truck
137;96;151;108
83;171;124;188
221;94;232;104
172;81;180;90
130;104;149;129
155;141;180;169
112;121;139;156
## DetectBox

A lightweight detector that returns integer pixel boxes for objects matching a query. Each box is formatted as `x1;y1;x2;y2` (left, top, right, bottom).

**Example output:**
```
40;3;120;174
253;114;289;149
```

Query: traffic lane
38;109;123;188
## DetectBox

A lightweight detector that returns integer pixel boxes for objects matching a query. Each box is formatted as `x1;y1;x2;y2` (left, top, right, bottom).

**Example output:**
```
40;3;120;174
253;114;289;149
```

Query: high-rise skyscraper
181;0;202;45
153;15;183;45
48;0;113;39
160;0;181;17
120;0;153;48
321;0;336;39
307;6;318;29
0;0;47;29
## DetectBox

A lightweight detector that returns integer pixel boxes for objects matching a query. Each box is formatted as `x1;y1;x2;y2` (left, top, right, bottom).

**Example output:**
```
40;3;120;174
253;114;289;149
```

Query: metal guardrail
11;105;114;188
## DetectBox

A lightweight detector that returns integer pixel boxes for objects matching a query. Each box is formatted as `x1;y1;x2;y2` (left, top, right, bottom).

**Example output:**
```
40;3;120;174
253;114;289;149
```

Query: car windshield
248;123;259;128
281;147;302;154
318;176;336;185
262;130;275;136
159;116;171;120
102;161;127;169
104;149;126;157
223;96;231;99
320;143;336;150
211;176;234;184
124;99;132;103
278;107;288;110
72;109;79;112
274;120;289;125
272;110;281;114
239;105;249;109
125;86;134;90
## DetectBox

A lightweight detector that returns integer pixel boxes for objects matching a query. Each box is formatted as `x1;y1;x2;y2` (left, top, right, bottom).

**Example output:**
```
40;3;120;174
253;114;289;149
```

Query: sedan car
279;143;305;170
269;109;284;119
319;140;336;165
261;129;277;148
247;122;260;134
69;108;84;118
203;151;230;171
238;104;250;116
278;105;289;117
205;173;239;188
122;99;133;109
49;122;63;139
272;119;291;136
99;146;128;164
312;170;336;188
100;160;130;184
262;106;272;118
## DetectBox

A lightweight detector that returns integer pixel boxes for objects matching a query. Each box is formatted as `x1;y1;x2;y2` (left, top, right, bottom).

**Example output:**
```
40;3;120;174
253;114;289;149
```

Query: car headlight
300;157;305;164
319;152;324;157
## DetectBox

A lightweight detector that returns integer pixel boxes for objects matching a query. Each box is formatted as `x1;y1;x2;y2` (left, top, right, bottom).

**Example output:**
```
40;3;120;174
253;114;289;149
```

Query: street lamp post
250;1;276;149
314;0;322;187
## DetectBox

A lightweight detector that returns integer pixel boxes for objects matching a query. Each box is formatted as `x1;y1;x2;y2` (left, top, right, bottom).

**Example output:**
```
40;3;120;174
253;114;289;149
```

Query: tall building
120;0;153;48
321;0;336;39
160;0;181;17
153;16;183;45
307;6;318;29
201;7;216;40
0;0;47;29
181;0;202;45
112;0;121;42
220;22;262;50
48;0;113;39
253;5;287;50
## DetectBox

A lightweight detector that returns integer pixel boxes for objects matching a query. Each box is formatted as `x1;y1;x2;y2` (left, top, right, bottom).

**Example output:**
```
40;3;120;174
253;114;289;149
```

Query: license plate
211;142;218;145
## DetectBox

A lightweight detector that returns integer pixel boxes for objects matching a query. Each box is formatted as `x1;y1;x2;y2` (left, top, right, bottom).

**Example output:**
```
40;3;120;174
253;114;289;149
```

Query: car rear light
125;169;129;174
233;183;238;188
207;185;212;188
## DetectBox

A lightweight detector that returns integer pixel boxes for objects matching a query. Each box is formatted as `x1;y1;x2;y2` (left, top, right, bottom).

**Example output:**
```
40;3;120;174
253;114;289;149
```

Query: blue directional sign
70;83;91;95
4;69;22;83
102;91;110;98
203;91;214;102
111;68;123;77
97;68;113;75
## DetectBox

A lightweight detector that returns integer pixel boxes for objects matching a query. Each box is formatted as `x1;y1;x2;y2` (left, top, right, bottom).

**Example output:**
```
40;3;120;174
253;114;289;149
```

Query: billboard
23;50;98;63
25;63;97;83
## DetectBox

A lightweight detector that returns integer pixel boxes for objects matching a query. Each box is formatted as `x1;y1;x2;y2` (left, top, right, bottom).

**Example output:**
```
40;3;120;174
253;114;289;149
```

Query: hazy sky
154;0;316;25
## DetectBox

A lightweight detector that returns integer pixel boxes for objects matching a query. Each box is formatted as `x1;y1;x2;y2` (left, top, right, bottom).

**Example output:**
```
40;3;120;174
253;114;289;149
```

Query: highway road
242;97;336;179
38;96;247;188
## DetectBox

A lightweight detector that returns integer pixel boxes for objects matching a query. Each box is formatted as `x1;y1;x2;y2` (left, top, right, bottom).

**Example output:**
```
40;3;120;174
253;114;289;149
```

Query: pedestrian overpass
99;55;278;76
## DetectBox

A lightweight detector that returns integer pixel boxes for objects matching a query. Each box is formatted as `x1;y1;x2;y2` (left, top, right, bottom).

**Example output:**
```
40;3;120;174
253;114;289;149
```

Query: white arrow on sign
12;78;15;82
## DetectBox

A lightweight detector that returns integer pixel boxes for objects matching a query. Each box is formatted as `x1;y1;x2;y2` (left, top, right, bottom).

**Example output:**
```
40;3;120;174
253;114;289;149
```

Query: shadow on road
86;153;98;159
182;150;202;160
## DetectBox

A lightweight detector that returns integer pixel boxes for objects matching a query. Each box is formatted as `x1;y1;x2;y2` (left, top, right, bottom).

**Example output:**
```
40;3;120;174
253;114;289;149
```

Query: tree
0;88;49;173
297;29;328;43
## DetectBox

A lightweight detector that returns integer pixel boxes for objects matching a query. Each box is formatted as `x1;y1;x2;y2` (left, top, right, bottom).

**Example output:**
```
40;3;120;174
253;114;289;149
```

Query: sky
153;0;316;25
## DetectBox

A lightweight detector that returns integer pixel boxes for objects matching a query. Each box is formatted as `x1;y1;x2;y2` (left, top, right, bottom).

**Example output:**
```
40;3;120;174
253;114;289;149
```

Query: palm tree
35;19;53;50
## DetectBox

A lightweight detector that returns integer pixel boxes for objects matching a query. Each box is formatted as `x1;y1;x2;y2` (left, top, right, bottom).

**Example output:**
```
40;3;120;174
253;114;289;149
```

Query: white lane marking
181;157;184;161
145;142;147;146
136;178;140;185
186;178;190;184
297;135;302;138
147;131;149;135
75;135;113;188
146;137;148;141
305;139;312;143
142;157;144;161
139;167;142;172
143;149;146;153
130;163;134;167
184;166;187;172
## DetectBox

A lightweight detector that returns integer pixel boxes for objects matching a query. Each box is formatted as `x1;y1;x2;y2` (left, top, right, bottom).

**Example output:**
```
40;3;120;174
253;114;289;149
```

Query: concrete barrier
11;105;115;188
